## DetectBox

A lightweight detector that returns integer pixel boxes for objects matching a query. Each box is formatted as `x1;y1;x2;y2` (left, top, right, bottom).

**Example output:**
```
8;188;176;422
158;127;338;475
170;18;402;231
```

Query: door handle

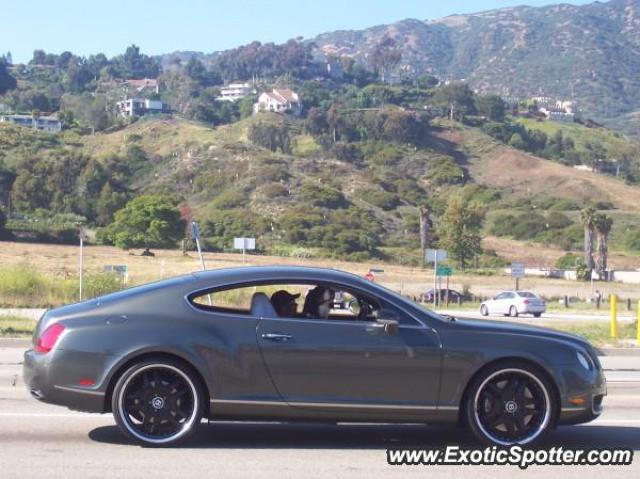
261;333;293;342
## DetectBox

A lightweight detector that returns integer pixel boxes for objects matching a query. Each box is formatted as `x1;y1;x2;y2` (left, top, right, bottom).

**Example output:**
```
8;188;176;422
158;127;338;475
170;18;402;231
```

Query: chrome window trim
183;277;433;330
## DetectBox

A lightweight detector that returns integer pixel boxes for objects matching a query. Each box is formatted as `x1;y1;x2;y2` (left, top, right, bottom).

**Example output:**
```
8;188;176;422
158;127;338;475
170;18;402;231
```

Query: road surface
0;347;638;479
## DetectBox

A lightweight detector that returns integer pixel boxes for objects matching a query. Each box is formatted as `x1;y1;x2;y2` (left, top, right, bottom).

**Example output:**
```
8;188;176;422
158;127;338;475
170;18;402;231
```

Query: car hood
451;317;591;349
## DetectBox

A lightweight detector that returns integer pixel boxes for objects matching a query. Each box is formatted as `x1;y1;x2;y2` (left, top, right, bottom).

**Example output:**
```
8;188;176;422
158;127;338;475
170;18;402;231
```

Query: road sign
426;249;448;262
436;265;453;277
233;237;256;250
190;221;201;241
511;262;525;278
104;265;129;284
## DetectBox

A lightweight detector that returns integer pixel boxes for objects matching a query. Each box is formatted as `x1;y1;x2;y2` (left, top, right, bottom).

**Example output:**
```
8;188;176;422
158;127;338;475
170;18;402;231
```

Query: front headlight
576;351;594;370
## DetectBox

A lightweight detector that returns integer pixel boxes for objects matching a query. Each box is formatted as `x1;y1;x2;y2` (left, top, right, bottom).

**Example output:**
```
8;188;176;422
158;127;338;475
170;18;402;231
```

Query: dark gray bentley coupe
24;266;605;446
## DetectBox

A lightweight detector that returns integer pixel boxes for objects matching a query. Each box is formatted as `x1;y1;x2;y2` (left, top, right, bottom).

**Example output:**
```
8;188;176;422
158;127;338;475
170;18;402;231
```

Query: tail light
523;299;530;304
35;323;65;354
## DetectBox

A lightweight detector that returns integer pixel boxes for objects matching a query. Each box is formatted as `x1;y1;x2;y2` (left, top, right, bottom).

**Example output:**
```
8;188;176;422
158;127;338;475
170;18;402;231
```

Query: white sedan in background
480;291;546;318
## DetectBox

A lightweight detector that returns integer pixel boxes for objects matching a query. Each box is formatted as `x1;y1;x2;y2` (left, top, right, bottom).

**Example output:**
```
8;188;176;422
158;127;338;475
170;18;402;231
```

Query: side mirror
348;298;361;316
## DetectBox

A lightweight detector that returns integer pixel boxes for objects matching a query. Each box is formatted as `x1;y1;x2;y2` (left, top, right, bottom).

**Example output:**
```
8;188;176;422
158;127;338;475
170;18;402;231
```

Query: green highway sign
436;265;453;277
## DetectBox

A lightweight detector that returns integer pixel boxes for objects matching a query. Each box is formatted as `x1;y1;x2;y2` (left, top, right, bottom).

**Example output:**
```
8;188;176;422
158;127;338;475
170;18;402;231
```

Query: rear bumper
23;348;114;413
520;305;546;314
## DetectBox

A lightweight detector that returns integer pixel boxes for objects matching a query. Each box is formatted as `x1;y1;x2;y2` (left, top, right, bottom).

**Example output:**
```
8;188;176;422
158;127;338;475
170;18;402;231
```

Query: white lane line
0;412;106;418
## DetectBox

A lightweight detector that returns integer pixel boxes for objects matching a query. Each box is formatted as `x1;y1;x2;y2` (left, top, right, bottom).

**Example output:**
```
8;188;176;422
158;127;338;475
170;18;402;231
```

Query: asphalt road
1;346;638;479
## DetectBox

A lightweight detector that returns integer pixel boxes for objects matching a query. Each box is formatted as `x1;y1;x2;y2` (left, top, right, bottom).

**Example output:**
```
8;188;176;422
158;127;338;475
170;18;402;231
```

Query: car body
423;288;464;304
24;266;604;446
481;291;547;317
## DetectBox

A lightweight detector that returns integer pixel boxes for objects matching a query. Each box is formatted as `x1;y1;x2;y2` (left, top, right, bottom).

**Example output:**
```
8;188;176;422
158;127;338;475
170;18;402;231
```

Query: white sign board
511;262;525;278
426;249;448;262
233;237;256;250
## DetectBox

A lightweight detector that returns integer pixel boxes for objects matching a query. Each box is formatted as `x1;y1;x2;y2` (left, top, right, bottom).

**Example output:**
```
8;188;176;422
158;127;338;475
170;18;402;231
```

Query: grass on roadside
0;316;35;337
0;263;127;308
533;320;638;348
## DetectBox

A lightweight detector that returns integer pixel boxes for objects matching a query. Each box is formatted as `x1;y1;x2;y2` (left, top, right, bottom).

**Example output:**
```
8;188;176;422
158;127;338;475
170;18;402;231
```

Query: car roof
190;265;367;288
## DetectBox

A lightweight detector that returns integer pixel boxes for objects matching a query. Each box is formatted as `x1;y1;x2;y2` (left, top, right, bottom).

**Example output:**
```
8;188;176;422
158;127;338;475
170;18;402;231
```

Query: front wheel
480;305;489;316
533;313;542;318
464;362;556;446
112;358;204;446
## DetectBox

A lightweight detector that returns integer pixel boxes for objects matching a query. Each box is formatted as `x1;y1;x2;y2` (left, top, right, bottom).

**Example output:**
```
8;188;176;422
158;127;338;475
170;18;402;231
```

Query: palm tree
594;213;613;279
579;207;597;279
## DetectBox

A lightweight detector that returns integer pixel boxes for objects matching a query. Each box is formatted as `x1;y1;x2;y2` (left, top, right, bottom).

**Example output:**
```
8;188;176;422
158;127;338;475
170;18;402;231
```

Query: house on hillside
253;89;301;115
121;78;160;94
216;82;255;102
116;98;169;117
0;114;62;133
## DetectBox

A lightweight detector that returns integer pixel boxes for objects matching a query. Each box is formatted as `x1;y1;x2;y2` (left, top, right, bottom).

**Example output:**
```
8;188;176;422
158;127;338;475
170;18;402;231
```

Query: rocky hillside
312;0;640;132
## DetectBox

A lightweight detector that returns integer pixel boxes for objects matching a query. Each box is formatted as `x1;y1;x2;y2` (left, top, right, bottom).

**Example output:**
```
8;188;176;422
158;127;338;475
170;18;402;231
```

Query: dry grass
1;241;639;304
436;126;640;211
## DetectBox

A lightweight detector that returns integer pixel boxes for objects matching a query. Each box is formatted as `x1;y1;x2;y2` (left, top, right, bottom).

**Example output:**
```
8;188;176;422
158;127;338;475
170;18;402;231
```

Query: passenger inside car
302;286;335;319
270;290;300;317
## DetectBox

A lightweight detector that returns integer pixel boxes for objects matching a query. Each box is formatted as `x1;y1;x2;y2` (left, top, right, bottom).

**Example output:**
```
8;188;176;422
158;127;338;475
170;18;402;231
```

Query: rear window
517;292;537;298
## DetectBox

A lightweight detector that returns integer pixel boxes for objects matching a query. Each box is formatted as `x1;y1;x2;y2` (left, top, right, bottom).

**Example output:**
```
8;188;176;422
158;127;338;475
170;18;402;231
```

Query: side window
191;284;308;315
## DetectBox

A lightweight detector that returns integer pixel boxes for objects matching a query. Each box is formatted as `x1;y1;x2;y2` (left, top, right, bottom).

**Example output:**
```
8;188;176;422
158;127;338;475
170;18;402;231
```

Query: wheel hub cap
151;396;165;410
504;400;518;413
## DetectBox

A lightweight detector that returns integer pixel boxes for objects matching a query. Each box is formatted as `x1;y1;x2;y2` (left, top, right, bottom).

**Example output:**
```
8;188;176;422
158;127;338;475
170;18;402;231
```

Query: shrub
211;188;249;210
261;183;288;199
297;183;347;209
356;189;401;210
556;252;580;269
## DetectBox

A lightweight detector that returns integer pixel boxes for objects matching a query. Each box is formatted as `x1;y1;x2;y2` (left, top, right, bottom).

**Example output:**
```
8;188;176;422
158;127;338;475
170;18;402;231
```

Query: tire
533;313;542;318
509;306;519;317
480;305;489;317
464;361;557;446
112;358;204;446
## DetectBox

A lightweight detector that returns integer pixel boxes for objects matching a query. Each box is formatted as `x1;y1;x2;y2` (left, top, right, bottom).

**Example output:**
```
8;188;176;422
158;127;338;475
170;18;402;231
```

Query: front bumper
557;364;607;425
23;348;114;413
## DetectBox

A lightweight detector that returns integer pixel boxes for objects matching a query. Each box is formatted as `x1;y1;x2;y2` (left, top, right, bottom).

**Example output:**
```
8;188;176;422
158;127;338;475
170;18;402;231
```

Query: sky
3;0;593;63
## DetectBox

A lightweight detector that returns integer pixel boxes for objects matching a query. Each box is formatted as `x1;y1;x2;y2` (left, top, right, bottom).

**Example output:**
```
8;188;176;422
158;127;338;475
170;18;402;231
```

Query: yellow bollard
610;294;618;340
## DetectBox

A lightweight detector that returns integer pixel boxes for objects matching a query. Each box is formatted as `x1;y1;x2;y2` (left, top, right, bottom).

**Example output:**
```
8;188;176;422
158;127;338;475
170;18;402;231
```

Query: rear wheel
464;362;556;446
480;305;489;316
509;305;519;317
533;313;542;318
112;358;203;446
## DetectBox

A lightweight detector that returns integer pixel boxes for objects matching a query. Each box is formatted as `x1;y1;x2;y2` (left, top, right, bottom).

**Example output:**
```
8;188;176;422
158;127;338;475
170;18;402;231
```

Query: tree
579;207;597;279
369;36;402;83
0;58;17;95
438;196;485;268
474;94;506;122
98;195;185;249
0;206;6;238
113;45;160;79
248;122;291;153
594;213;613;279
434;82;475;120
419;207;431;267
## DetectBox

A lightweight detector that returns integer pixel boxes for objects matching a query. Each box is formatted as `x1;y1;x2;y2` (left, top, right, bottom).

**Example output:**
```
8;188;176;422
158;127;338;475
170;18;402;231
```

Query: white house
116;98;168;117
253;89;301;115
216;82;255;102
0;114;62;133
